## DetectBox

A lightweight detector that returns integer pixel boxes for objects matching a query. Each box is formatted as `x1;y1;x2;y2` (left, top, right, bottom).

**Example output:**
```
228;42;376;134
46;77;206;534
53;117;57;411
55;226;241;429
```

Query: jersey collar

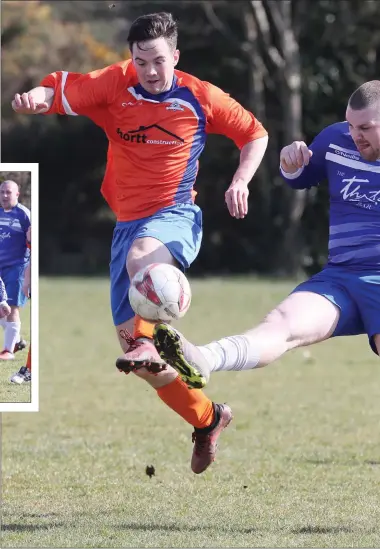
134;75;178;102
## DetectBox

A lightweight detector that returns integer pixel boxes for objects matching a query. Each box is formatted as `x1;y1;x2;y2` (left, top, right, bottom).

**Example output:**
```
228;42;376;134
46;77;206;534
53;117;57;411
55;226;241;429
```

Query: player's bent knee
7;306;20;322
126;237;176;279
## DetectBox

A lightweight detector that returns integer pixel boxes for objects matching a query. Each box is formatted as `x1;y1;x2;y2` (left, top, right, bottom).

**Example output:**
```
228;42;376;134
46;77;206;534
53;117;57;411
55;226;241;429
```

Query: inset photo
0;163;38;411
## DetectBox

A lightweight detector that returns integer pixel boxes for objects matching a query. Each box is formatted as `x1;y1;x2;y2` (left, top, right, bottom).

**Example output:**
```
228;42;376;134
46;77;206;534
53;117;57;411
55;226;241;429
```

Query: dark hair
348;80;380;110
127;12;178;52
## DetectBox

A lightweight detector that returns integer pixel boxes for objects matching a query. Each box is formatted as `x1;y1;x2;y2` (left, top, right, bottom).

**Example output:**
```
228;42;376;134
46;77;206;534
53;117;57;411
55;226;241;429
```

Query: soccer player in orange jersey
12;13;268;473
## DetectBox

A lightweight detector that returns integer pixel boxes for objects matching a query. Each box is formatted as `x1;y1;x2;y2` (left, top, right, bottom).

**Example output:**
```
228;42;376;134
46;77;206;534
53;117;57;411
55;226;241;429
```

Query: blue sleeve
21;207;31;234
280;127;329;189
0;277;7;303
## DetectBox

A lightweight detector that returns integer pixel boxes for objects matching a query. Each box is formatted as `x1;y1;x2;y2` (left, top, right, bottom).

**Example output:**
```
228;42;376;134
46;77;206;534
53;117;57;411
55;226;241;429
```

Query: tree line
2;0;379;276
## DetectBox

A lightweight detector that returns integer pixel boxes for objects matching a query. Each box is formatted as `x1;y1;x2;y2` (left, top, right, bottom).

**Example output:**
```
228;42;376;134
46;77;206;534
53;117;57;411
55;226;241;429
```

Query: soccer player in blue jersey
153;79;380;387
0;180;30;360
10;226;32;384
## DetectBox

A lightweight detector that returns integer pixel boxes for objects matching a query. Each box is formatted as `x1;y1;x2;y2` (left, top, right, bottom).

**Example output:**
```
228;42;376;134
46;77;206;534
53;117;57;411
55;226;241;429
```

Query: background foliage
2;0;379;275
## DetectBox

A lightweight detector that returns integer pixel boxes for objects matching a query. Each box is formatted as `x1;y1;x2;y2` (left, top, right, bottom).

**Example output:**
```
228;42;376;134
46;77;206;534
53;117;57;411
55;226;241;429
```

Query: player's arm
22;226;31;299
0;277;10;318
280;129;328;189
26;225;31;246
22;225;32;298
22;261;31;299
11;63;126;116
235;137;269;181
204;83;268;218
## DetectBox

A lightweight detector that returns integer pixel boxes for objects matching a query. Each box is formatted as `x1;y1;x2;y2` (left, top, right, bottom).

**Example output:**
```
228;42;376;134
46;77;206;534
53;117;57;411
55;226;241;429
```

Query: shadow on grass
2;523;64;532
292;525;353;534
117;522;256;534
302;458;334;465
302;458;380;466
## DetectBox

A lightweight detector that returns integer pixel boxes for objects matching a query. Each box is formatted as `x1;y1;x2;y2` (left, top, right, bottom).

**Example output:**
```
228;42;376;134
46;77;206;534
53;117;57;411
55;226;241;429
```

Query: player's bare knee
8;306;20;323
126;237;177;279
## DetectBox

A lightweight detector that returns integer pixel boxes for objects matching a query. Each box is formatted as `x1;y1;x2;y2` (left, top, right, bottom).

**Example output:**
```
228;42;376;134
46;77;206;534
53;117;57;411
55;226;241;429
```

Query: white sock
198;335;260;372
4;321;21;353
0;318;6;330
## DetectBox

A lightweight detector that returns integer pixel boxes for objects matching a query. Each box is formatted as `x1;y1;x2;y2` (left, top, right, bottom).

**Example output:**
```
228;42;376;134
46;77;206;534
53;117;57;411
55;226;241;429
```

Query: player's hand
0;302;11;319
12;87;53;114
225;179;249;219
280;141;313;173
22;281;31;298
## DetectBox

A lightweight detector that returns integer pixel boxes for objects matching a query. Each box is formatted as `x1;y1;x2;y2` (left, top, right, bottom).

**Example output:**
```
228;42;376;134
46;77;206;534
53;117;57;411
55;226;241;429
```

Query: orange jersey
41;61;267;221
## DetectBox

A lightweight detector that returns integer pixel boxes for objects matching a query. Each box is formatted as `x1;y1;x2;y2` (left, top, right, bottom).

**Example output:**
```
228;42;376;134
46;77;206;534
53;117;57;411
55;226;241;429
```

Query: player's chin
359;147;376;161
145;81;163;94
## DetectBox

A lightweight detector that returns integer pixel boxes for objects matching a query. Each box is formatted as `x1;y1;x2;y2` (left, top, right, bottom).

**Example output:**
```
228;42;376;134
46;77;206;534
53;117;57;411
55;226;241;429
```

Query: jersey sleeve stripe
61;71;78;116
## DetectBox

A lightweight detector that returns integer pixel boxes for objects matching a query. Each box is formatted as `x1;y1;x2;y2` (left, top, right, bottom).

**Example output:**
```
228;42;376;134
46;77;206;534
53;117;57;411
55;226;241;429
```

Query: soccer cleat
116;331;167;375
191;403;233;474
13;339;27;353
10;366;31;384
153;323;211;389
0;350;15;360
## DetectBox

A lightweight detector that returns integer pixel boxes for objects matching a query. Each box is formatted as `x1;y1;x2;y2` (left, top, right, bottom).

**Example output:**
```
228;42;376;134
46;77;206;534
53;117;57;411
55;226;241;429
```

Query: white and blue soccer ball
129;263;192;322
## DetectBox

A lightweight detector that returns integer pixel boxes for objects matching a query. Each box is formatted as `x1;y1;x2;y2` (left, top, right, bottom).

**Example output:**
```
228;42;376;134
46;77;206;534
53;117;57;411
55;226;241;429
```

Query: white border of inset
0;163;39;412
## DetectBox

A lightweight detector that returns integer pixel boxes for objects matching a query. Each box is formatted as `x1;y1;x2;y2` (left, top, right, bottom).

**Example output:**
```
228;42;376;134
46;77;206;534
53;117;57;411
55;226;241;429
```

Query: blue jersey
0;277;7;302
281;122;380;270
0;203;31;268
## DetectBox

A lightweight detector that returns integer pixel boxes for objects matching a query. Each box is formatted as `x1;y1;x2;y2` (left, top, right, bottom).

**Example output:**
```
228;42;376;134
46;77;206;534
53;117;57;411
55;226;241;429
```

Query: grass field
0;301;30;403
2;277;380;548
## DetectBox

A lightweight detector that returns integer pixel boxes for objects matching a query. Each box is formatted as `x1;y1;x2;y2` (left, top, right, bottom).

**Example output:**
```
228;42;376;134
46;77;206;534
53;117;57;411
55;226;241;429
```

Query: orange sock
156;376;215;428
26;347;31;371
134;318;214;428
134;316;155;339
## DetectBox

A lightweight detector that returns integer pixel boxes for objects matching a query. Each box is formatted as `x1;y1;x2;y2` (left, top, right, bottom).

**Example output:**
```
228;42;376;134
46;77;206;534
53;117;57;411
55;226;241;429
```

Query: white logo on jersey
0;231;11;242
122;102;142;107
341;176;380;206
166;100;184;111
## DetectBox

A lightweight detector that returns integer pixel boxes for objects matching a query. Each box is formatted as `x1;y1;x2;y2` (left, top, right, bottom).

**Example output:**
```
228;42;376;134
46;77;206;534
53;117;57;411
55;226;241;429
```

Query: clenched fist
280;141;313;173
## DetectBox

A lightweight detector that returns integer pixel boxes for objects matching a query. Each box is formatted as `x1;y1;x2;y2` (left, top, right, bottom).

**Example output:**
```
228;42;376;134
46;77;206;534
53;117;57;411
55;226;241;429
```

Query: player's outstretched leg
154;323;211;388
154;291;341;388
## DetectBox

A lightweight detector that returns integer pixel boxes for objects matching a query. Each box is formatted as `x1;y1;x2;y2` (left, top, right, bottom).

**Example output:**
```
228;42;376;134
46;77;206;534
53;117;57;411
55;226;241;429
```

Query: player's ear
173;49;180;66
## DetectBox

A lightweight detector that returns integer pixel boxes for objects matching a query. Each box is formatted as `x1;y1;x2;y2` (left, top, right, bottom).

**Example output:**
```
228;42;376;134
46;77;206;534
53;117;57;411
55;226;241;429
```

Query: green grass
2;276;380;548
0;301;30;403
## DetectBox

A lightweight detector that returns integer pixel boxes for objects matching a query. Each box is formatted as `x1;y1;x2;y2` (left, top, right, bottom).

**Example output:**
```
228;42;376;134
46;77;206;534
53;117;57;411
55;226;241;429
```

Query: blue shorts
293;266;380;355
110;203;203;326
0;264;28;308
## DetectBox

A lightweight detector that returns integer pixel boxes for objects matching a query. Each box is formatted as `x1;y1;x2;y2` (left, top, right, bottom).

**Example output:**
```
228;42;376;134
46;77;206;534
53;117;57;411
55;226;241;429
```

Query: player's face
0;182;19;209
132;37;179;94
346;106;380;161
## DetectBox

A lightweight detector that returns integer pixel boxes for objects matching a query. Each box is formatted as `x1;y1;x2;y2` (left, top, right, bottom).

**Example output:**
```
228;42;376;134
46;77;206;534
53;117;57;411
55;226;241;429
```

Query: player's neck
2;202;17;212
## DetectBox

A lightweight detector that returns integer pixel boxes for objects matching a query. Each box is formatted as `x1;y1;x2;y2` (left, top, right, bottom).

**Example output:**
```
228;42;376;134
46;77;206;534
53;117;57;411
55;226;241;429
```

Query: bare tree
203;0;307;274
